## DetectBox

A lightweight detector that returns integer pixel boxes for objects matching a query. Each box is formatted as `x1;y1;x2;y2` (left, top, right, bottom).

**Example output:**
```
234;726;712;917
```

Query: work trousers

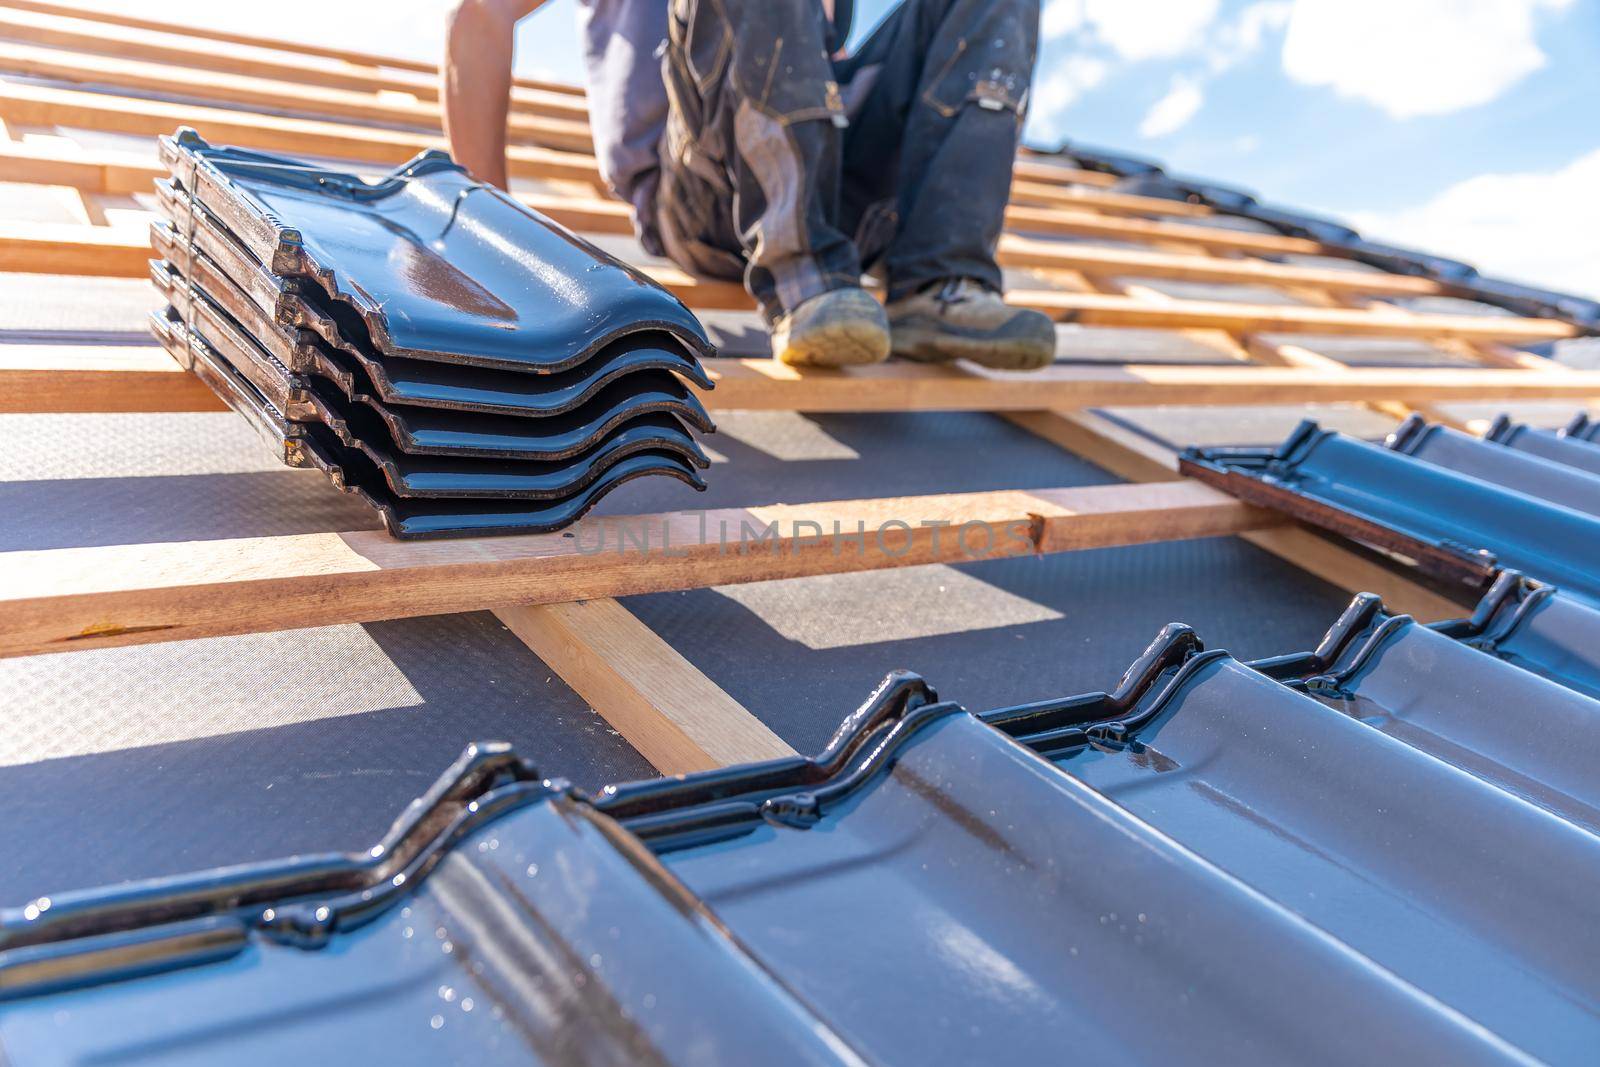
650;0;1038;322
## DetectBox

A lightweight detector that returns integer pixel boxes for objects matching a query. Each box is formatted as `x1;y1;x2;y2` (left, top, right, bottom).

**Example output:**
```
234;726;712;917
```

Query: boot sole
890;327;1056;371
776;319;892;368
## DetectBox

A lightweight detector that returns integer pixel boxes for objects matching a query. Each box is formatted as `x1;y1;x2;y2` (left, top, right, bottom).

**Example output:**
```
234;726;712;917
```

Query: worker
443;0;1055;371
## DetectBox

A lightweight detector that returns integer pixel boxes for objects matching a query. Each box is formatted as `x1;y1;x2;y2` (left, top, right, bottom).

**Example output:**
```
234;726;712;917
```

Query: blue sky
98;0;1600;296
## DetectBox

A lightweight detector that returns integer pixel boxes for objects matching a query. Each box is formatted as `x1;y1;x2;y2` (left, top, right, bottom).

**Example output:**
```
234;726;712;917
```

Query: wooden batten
497;599;796;773
1004;410;1470;623
0;481;1273;658
0;0;582;98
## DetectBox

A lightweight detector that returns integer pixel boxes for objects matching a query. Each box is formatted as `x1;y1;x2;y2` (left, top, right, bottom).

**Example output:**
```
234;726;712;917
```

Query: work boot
770;287;891;368
886;278;1056;370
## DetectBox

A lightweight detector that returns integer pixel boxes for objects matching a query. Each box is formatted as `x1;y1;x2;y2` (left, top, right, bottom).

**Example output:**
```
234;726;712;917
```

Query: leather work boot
769;287;891;368
886;278;1057;370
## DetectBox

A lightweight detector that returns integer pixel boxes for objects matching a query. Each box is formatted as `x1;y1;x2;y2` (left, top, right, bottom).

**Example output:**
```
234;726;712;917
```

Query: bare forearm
441;0;547;189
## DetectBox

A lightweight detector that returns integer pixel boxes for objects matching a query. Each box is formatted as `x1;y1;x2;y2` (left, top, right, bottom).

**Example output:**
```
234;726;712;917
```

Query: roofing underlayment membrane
5;30;1600;1065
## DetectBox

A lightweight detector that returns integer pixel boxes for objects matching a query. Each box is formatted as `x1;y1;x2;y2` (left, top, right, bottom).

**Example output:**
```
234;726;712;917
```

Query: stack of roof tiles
5;577;1599;1064
147;128;716;539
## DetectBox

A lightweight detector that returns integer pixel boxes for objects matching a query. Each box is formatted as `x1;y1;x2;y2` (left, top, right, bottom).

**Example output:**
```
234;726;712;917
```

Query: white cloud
1029;54;1112;123
1352;146;1600;299
1033;1;1285;144
1139;76;1204;138
1080;0;1221;60
1042;0;1221;60
1207;1;1292;73
1041;0;1086;38
1281;0;1573;119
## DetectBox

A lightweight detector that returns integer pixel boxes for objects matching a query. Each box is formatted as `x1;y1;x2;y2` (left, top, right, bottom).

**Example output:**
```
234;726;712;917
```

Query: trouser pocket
920;0;1036;120
726;3;847;126
670;0;732;94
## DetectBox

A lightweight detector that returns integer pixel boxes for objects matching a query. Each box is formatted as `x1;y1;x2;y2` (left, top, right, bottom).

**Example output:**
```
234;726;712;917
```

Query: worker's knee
670;0;841;125
920;0;1037;119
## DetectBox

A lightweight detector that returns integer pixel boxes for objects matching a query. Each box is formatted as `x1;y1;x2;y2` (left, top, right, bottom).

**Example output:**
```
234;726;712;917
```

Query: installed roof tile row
4;568;1597;1064
1182;412;1600;602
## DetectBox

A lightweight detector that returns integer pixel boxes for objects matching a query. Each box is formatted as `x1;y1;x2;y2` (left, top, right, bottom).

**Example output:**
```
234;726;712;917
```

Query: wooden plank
699;360;1600;410
0;343;224;413
1019;290;1576;342
0;5;448;100
1005;179;1212;219
0;40;595;152
0;136;156;194
997;233;1445;298
0;162;1397;303
0;85;1353;261
0;218;147;275
0;480;1276;658
1074;271;1274;365
1440;337;1568;372
51;182;97;224
0;217;1572;344
1252;286;1477;430
1007;410;1467;622
1011;157;1120;188
0;0;588;97
9;346;1600;415
1241;524;1467;622
496;598;795;773
1003;409;1178;482
1004;203;1321;257
514;191;1446;301
0;3;588;117
0;83;603;183
0;86;1125;218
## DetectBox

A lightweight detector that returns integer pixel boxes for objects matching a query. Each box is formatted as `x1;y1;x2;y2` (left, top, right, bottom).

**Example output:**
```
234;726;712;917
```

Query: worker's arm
442;0;549;189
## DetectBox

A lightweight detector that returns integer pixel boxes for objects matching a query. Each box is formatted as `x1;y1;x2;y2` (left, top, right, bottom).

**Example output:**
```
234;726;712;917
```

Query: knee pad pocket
920;5;1037;120
732;41;848;125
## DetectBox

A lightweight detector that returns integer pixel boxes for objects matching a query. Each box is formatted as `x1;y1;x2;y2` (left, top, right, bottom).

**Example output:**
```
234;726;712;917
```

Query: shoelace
935;277;974;306
935;278;1002;312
